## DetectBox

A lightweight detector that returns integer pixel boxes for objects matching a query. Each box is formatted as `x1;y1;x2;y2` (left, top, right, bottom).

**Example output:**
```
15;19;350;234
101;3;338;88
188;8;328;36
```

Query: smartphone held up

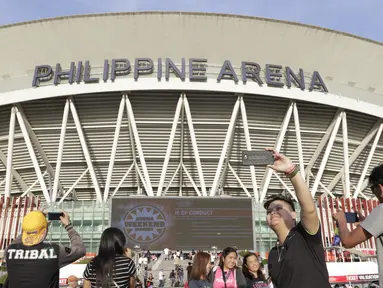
344;212;360;224
47;212;64;221
242;150;274;166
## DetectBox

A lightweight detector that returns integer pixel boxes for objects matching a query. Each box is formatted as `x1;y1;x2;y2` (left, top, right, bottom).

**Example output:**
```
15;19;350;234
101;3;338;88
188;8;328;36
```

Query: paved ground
138;256;191;287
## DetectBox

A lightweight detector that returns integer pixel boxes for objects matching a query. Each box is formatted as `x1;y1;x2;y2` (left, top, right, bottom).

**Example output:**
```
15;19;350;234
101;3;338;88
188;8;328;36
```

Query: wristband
285;165;296;175
285;165;299;179
64;222;72;229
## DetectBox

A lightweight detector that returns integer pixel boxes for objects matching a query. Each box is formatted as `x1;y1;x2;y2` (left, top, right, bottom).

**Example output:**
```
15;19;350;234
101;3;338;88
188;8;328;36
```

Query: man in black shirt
5;210;86;288
186;262;192;280
264;149;331;288
169;270;176;287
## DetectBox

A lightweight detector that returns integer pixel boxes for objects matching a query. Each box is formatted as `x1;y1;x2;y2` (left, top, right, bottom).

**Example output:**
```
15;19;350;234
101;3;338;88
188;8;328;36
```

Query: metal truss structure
0;194;380;253
0;91;382;203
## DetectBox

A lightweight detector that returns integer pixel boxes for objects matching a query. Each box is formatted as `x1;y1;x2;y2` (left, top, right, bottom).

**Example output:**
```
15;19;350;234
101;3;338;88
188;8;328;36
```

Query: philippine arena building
0;12;382;263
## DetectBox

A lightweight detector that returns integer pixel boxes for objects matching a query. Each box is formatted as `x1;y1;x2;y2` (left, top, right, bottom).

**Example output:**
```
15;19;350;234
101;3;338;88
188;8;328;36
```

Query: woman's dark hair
190;252;211;281
219;247;238;269
242;253;266;282
93;227;126;287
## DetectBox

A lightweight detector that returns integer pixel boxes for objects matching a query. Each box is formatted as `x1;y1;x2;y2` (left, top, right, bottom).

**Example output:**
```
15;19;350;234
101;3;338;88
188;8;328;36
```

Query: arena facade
0;12;382;253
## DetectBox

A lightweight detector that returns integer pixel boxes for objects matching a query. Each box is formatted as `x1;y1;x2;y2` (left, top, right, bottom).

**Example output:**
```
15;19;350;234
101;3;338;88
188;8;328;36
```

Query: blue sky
1;0;382;42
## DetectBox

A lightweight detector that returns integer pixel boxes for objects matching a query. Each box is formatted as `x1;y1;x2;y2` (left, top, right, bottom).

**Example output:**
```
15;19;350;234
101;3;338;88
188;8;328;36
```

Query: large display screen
110;197;254;250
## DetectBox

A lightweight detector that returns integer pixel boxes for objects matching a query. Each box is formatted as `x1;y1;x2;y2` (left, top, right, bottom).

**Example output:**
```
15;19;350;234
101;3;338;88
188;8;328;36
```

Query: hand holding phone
333;211;360;226
48;211;70;226
356;211;366;222
47;212;64;221
344;212;360;223
242;150;274;166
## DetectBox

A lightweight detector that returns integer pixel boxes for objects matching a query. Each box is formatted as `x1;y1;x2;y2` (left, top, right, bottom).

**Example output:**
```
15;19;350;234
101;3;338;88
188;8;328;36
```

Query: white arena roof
0;12;382;203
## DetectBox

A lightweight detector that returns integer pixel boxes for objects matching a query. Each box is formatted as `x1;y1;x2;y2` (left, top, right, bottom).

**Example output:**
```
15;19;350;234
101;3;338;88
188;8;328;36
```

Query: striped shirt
84;255;136;288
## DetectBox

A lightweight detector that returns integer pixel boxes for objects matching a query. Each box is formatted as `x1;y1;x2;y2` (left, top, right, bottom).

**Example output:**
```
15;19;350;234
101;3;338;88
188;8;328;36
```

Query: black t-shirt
245;276;269;288
6;242;60;288
267;222;331;288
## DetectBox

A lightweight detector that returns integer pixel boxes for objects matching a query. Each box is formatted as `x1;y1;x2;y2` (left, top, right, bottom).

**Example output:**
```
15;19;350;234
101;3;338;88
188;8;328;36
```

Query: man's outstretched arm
58;211;86;268
267;148;319;234
334;205;383;248
334;216;371;249
291;172;319;234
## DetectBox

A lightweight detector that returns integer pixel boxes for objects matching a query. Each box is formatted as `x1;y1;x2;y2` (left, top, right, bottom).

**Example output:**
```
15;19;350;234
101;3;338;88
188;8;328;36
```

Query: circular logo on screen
123;205;167;243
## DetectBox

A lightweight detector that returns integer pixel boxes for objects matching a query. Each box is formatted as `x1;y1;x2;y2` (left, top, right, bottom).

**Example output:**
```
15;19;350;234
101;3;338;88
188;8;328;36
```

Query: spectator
242;253;269;288
178;267;184;283
187;262;193;280
174;256;180;270
147;273;154;288
5;210;85;288
138;255;144;273
264;149;331;288
210;252;216;264
146;250;152;264
67;275;79;288
144;267;149;288
142;254;148;267
83;227;136;288
164;248;170;260
333;164;383;284
209;247;246;288
169;269;176;287
189;252;212;288
159;269;165;287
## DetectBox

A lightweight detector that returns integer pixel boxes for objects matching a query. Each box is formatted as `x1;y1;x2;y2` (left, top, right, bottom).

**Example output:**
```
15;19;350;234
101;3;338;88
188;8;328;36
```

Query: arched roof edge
1;11;382;46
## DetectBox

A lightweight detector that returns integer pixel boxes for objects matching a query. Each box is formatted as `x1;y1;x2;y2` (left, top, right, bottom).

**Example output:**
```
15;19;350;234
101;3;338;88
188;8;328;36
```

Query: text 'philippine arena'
0;12;382;258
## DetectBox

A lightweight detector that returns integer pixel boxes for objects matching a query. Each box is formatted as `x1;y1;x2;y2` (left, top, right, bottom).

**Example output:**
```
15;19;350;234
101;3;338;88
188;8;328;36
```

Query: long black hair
93;227;126;287
242;253;266;282
219;247;238;270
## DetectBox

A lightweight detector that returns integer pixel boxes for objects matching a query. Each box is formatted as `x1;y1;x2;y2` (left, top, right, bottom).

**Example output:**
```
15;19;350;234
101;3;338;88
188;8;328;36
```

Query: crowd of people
142;248;268;288
187;248;267;288
0;150;381;288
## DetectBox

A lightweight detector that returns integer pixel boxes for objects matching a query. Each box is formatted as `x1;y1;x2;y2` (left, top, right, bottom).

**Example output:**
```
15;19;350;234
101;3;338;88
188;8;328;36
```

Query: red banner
329;274;379;283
